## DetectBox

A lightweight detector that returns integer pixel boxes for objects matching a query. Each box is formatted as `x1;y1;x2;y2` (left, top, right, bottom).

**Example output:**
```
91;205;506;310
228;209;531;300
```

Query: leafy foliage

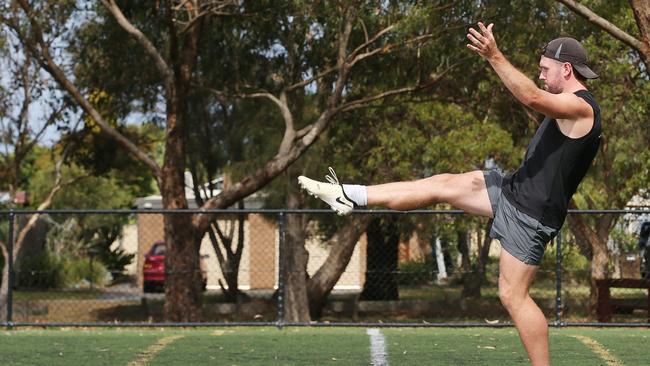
18;216;110;290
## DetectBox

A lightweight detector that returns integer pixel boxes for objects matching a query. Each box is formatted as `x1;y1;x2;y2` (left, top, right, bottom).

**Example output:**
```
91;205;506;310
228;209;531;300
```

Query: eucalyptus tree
3;0;465;321
0;21;76;321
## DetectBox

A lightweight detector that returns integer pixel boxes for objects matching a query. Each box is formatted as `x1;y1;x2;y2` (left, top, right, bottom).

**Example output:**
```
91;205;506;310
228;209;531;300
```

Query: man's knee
497;276;511;308
424;173;454;186
498;276;526;311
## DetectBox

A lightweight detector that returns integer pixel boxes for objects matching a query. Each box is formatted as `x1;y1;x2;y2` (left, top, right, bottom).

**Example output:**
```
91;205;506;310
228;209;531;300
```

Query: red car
143;241;208;293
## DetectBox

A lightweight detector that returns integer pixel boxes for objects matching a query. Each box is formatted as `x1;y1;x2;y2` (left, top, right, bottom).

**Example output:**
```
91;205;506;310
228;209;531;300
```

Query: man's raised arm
466;22;591;121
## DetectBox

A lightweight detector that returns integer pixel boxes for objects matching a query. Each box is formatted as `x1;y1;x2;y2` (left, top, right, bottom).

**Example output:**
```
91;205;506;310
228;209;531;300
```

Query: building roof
133;172;265;209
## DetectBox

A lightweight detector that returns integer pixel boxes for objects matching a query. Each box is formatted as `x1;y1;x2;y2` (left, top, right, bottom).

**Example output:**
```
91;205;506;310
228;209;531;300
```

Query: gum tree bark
307;215;372;319
567;208;617;313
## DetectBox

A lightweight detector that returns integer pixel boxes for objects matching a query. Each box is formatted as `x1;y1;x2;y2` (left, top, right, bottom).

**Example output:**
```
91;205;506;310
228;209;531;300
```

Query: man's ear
564;63;574;79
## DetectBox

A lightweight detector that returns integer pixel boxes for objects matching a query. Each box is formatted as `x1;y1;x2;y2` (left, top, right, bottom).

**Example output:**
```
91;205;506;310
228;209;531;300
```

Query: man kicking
298;22;601;366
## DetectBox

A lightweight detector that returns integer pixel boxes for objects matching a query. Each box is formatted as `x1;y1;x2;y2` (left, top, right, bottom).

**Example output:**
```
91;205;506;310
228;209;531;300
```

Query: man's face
538;56;566;94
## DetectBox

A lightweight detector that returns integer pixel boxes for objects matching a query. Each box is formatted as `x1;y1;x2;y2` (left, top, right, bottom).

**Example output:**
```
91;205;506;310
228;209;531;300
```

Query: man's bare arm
466;22;591;121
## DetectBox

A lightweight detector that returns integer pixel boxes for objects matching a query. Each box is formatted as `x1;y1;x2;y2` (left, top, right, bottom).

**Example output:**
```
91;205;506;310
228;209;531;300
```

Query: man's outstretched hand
467;22;501;61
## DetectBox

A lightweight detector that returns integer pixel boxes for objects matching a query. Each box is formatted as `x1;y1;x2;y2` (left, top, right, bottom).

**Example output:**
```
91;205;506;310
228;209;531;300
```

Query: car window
151;243;166;256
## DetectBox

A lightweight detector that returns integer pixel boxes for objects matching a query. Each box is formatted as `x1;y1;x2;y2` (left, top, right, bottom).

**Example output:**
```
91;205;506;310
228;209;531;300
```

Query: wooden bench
596;278;650;322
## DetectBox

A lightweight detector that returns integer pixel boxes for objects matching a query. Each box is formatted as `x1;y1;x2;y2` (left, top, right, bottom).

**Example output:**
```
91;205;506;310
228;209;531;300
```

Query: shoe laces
325;167;340;185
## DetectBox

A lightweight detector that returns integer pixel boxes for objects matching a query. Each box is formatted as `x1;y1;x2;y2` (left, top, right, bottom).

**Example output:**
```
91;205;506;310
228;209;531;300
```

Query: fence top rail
1;208;649;215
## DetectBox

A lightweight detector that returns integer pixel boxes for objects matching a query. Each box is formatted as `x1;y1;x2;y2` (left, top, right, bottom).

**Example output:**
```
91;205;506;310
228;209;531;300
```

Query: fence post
276;212;285;329
7;209;15;326
555;227;562;327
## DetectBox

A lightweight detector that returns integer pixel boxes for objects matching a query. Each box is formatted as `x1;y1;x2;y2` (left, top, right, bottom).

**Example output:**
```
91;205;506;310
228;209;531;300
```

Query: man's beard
544;83;562;94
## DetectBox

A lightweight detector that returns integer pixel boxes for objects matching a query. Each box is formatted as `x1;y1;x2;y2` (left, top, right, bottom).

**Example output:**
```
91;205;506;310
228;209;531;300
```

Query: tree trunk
457;229;471;273
360;217;399;301
161;178;205;322
209;203;248;303
0;241;8;322
164;214;203;322
161;99;202;321
307;215;372;319
461;219;493;299
433;238;447;281
630;0;650;65
589;240;610;312
220;201;246;302
567;213;611;314
221;204;246;302
282;187;310;322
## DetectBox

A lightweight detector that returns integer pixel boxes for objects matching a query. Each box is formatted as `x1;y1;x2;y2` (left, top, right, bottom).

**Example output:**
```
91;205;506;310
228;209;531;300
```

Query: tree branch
195;59;455;231
17;53;32;145
338;61;459;113
12;142;86;262
199;85;298;155
101;0;174;90
307;215;372;299
630;0;650;38
17;103;65;165
206;224;228;280
556;0;650;63
238;91;295;154
285;27;448;93
193;59;451;231
191;6;455;232
330;6;357;108
349;23;462;68
178;0;241;34
348;24;395;61
11;0;162;179
284;65;339;93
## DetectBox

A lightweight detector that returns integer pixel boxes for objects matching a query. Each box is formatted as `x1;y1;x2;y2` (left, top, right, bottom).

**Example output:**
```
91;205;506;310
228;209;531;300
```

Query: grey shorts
483;170;558;265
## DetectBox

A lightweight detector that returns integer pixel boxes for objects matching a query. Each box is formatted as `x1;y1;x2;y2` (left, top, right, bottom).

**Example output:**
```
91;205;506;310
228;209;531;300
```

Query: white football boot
298;167;357;216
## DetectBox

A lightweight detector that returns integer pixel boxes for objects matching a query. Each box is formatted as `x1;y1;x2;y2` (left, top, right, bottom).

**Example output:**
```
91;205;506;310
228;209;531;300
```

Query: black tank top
502;90;601;229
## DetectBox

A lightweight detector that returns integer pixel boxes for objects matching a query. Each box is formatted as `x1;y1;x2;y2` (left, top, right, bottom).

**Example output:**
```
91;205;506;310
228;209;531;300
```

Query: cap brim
573;63;598;79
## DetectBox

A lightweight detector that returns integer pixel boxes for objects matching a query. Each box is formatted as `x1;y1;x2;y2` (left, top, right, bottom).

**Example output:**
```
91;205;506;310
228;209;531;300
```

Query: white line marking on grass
367;328;389;366
571;335;623;366
127;334;184;366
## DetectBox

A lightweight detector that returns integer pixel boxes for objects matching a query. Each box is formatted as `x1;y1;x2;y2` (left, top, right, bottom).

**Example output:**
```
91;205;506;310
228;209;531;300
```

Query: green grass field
1;327;648;365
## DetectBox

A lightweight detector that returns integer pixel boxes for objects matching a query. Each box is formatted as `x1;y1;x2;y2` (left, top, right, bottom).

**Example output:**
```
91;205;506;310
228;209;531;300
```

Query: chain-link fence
1;208;649;327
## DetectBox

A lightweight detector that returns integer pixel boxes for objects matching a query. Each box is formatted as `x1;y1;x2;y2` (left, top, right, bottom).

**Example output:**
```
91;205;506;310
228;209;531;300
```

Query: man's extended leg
498;248;549;366
366;171;492;216
299;169;492;217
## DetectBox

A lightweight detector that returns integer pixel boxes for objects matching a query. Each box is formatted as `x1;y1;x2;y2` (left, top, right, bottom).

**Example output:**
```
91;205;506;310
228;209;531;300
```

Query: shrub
397;260;437;286
538;240;590;285
17;250;65;289
17;250;109;289
63;257;109;288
